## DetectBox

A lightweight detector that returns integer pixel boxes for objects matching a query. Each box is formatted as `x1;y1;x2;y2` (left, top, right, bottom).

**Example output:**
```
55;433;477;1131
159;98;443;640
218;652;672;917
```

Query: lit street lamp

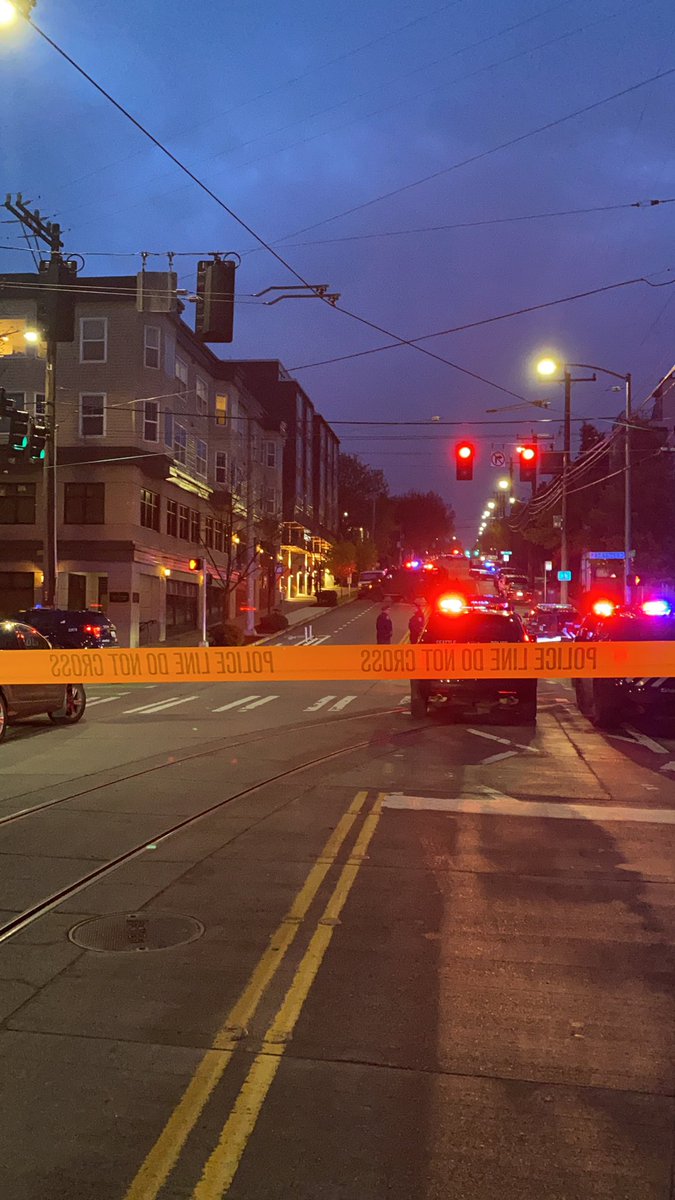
535;354;632;603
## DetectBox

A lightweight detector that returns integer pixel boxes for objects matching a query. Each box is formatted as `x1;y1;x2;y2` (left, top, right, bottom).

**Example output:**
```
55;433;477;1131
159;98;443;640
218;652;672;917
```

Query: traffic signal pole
560;371;571;605
43;333;58;606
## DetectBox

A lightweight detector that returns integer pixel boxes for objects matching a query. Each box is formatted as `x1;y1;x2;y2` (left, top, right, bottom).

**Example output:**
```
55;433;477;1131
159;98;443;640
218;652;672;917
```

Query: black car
410;600;537;723
575;605;675;729
14;608;118;649
525;603;580;642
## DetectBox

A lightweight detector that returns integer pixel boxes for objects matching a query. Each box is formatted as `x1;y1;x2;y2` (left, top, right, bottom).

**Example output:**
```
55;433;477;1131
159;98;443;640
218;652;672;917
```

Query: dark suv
410;600;537;723
14;608;118;649
575;604;675;728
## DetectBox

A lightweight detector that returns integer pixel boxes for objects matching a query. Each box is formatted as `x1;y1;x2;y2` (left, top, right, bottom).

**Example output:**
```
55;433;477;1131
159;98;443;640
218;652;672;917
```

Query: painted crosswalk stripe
383;791;675;824
481;750;518;764
86;693;130;707
212;696;260;712
123;696;198;715
240;696;279;711
304;696;336;712
329;695;357;712
623;725;669;755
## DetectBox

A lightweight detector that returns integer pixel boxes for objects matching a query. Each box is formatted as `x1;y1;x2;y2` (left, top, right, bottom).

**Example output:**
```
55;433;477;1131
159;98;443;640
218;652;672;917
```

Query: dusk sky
2;0;674;539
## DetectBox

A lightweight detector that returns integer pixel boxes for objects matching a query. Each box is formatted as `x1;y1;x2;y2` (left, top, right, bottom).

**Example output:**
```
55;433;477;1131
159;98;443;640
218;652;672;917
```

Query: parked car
0;620;86;741
13;608;118;649
410;595;537;723
357;571;386;599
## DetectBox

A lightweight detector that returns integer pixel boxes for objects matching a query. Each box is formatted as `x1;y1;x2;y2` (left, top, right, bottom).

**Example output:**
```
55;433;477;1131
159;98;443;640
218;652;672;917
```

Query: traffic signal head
0;388;14;420
517;443;537;483
455;441;475;481
188;557;204;571
28;424;47;461
195;258;236;344
8;409;30;452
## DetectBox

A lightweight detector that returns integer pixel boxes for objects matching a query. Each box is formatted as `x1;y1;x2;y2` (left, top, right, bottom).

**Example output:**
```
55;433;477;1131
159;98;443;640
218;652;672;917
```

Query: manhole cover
69;911;204;953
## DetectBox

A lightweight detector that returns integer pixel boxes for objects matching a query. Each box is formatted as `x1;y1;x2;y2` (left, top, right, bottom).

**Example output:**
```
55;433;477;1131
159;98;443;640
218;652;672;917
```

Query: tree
354;537;378;572
393;490;455;551
326;540;358;582
338;453;388;534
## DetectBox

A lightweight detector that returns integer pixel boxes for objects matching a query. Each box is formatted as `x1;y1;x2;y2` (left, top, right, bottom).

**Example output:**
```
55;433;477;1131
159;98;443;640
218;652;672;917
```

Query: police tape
1;641;673;685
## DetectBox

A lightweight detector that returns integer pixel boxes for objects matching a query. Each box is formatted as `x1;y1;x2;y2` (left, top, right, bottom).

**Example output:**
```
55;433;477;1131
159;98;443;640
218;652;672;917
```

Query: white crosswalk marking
329;695;357;711
212;695;260;713
123;696;198;715
86;693;130;707
240;695;279;711
304;696;336;712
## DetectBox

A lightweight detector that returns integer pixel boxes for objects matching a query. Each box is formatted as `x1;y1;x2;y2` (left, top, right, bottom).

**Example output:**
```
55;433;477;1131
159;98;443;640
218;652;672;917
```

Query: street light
23;328;39;344
497;478;510;490
534;353;632;603
487;500;496;510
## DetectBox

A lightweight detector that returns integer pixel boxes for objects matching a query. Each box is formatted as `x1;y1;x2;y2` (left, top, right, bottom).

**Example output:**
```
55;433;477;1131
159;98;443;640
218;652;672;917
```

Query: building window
64;482;105;524
213;520;223;553
167;498;177;537
144;325;160;369
143;399;159;441
80;317;107;363
79;393;105;437
0;482;36;524
34;392;45;420
196;377;208;415
3;391;25;411
178;503;189;539
174;424;187;465
190;509;201;543
175;356;189;395
265;487;278;516
196;438;207;477
140;488;160;531
204;515;214;548
215;451;228;486
265;440;277;469
215;393;227;426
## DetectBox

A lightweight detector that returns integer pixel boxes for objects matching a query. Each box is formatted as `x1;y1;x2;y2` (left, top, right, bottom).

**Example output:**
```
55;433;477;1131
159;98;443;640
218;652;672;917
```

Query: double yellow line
124;789;383;1200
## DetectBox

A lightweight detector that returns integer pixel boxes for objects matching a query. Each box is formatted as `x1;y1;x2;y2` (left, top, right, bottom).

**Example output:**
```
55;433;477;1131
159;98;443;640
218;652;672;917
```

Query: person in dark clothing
376;606;393;644
408;605;425;644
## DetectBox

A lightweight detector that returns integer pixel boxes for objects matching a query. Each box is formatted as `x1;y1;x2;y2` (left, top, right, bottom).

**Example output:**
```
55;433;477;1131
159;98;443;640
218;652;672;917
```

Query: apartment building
220;360;339;598
0;274;284;644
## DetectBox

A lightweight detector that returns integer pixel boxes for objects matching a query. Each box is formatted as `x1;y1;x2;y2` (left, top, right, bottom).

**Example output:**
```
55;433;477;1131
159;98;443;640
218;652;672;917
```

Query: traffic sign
557;570;572;582
490;451;506;467
544;560;553;571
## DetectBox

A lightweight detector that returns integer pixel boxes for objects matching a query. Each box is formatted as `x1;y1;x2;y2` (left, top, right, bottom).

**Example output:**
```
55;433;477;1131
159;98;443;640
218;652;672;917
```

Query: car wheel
49;684;86;725
0;692;8;743
410;683;428;719
512;700;537;725
588;682;621;729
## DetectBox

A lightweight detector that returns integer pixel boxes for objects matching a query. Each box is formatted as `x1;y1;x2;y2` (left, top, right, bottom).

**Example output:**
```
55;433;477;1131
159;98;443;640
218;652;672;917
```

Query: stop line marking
383;791;675;824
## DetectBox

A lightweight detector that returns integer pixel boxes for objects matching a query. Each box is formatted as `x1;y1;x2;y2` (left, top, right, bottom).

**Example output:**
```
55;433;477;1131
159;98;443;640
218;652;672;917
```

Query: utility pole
560;371;571;605
624;373;633;605
245;420;257;637
3;195;74;607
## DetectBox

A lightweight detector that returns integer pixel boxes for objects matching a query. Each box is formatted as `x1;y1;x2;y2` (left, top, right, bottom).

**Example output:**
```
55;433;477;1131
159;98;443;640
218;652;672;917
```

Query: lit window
80;317;107;363
80;393;105;437
144;326;160;369
215;394;227;426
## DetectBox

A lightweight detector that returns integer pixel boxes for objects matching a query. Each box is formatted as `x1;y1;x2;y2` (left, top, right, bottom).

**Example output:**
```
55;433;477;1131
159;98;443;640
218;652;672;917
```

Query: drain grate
69;911;204;953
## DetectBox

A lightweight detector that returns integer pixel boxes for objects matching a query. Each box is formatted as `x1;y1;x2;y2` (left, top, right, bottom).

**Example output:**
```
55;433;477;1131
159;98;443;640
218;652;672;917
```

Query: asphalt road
0;598;674;1198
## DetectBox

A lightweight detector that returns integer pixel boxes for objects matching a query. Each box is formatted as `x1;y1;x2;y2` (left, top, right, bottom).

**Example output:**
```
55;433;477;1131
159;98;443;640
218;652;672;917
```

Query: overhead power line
19;12;527;403
275;64;675;244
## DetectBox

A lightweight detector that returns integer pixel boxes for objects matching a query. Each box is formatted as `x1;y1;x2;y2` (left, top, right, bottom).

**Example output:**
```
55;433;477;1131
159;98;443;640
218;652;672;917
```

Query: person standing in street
408;604;425;644
376;605;393;644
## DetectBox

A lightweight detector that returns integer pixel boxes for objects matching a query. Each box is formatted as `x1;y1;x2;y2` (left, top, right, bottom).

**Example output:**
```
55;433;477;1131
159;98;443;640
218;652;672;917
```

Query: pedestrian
408;604;425;644
376;605;393;644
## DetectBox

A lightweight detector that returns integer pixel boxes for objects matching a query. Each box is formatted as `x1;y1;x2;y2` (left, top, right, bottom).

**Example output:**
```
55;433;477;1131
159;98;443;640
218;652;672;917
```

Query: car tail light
437;594;465;614
592;600;615;617
83;624;102;636
642;599;671;616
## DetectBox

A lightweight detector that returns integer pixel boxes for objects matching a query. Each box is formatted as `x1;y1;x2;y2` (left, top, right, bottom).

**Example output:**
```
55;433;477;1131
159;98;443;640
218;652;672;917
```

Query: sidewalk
146;588;357;648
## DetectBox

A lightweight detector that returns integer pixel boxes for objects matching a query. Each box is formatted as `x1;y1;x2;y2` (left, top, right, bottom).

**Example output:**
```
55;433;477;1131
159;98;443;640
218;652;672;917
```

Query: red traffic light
455;441;475;480
517;443;537;483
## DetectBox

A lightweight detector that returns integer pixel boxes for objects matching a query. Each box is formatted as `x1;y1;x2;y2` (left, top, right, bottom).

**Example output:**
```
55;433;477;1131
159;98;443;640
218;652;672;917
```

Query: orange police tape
1;641;674;685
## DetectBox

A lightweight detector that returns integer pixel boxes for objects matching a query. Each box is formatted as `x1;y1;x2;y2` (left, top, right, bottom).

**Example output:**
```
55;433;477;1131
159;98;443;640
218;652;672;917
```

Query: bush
316;589;338;607
257;611;289;634
208;622;244;646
